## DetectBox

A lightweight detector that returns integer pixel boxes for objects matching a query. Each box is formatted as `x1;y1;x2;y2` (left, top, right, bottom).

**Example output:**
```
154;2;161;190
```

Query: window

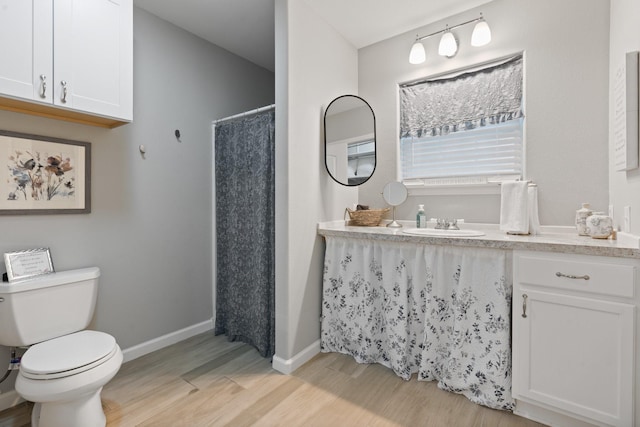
399;56;524;189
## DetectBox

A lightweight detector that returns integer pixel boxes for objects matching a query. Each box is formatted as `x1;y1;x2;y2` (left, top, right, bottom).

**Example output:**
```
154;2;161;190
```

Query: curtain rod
400;54;522;88
213;104;275;125
493;180;536;187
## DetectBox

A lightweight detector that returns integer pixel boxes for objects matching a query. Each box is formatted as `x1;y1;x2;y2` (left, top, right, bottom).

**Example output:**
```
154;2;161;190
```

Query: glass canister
586;212;613;239
575;203;593;236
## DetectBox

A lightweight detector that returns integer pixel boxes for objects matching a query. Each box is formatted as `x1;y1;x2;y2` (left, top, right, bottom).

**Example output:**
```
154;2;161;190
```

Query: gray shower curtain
214;109;275;358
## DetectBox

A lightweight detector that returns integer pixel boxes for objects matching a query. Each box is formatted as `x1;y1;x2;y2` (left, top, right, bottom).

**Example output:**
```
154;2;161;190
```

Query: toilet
0;267;122;427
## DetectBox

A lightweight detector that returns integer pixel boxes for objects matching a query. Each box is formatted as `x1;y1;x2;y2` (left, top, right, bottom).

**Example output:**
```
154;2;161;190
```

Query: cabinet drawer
516;253;636;298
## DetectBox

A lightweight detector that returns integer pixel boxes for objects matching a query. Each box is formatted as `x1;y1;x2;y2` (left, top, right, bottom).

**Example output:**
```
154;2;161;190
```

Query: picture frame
0;130;91;215
4;248;54;282
614;51;639;172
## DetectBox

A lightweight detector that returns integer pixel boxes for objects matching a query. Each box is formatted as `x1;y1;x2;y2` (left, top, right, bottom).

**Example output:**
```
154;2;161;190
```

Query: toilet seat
20;330;118;380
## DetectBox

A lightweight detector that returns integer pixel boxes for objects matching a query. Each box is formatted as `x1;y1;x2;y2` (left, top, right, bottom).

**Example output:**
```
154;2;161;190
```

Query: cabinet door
512;288;634;426
0;0;52;102
53;0;132;120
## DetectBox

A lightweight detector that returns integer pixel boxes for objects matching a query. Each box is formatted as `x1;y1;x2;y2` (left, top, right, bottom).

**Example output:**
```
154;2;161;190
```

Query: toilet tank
0;267;100;347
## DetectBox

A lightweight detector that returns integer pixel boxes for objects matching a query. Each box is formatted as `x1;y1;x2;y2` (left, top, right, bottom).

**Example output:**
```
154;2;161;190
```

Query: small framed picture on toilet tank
4;248;54;282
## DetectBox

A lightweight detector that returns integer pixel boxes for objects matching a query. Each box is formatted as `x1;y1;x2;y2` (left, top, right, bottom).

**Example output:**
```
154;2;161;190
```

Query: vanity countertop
317;221;640;259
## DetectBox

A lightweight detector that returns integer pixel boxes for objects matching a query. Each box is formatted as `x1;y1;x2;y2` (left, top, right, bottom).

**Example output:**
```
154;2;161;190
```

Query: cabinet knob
521;294;528;318
60;80;68;103
39;75;47;99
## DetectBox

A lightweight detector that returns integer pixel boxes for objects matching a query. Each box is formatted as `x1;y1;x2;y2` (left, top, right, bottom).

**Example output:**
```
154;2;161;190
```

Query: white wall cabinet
512;251;638;427
0;0;52;102
0;0;132;127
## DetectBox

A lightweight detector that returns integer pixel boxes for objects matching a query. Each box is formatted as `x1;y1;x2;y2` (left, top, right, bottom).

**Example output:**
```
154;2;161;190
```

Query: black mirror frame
324;94;377;187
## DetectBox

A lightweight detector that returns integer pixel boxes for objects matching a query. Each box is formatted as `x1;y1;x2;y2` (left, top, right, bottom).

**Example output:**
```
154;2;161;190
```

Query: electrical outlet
624;206;631;232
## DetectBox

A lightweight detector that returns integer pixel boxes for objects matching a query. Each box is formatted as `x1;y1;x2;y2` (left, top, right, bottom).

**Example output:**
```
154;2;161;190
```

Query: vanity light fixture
438;27;458;58
471;15;492;46
409;13;491;64
409;40;426;64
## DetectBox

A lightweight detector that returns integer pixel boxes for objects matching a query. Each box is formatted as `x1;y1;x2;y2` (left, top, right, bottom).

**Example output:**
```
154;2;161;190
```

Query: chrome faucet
435;218;459;230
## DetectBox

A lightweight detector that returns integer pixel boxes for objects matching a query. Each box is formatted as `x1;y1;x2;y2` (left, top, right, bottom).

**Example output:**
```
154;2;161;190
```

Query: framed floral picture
0;130;91;215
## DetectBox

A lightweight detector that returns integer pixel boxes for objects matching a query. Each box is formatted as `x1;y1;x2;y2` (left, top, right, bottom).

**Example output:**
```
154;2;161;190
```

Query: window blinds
400;118;523;180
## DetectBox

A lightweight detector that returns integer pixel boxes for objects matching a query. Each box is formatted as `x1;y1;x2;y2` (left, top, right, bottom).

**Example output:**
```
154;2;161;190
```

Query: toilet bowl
16;330;123;427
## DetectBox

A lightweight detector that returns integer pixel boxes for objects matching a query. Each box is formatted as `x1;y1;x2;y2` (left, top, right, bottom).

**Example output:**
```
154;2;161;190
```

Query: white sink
402;228;485;237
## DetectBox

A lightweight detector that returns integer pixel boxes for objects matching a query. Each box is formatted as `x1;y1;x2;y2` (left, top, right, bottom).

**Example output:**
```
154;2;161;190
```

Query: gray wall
325;105;374;143
357;0;610;226
0;7;274;395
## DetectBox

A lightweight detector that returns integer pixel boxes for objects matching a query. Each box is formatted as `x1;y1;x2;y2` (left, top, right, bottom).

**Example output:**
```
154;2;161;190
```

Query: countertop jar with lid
575;203;593;236
586;212;613;239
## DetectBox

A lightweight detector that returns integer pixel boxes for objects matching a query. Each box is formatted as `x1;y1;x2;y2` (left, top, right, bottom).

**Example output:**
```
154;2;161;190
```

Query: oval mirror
382;181;408;228
324;95;376;186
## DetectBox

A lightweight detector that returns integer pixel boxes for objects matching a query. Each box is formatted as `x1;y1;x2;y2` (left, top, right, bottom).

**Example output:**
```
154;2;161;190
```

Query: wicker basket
345;207;390;226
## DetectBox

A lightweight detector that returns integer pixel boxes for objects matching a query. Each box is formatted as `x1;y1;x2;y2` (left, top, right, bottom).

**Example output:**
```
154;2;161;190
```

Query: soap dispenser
416;204;426;228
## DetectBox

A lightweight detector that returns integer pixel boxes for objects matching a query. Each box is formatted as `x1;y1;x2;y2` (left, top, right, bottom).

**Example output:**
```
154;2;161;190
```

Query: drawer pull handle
556;272;590;280
522;294;528;318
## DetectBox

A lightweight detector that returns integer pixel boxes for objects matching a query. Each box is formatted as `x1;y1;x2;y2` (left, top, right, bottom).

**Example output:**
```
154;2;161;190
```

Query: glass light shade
471;20;492;46
438;31;457;57
409;41;426;64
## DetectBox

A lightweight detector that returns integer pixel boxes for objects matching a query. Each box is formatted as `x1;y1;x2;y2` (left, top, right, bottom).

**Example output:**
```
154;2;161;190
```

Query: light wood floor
0;333;545;426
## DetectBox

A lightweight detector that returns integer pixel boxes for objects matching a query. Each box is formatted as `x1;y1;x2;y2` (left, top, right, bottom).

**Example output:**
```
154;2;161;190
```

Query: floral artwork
8;149;76;202
0;131;90;214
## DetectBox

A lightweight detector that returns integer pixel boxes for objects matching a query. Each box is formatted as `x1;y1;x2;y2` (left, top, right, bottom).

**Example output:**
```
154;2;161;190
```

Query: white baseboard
272;339;320;374
514;399;595;427
0;390;24;413
122;319;214;363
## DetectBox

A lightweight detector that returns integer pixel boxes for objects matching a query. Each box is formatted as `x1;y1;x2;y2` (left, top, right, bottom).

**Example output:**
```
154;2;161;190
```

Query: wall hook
175;129;181;142
139;144;146;159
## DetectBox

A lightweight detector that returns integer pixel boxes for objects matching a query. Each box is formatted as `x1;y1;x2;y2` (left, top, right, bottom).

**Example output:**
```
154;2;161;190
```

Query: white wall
274;0;357;366
0;7;273;398
609;0;640;235
358;0;610;226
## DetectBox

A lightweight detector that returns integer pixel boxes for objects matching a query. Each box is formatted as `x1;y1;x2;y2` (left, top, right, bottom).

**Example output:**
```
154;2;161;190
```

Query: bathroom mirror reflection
324;95;376;186
382;181;408;228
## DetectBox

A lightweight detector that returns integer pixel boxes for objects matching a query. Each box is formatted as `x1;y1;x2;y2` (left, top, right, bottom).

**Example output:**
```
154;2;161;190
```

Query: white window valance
400;56;524;138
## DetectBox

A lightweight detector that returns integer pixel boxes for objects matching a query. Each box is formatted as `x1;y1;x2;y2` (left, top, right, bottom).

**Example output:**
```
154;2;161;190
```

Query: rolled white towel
500;181;529;234
528;185;541;235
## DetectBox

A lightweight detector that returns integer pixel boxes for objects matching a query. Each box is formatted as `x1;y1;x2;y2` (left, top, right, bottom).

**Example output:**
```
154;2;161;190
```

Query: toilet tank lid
0;267;100;294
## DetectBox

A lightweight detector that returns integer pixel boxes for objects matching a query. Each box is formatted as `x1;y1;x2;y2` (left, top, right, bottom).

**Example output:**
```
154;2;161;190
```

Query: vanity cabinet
512;250;638;426
0;0;132;127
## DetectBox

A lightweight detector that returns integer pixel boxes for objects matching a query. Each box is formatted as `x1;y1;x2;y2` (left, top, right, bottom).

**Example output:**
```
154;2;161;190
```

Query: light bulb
438;31;457;57
471;19;492;47
409;41;426;64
